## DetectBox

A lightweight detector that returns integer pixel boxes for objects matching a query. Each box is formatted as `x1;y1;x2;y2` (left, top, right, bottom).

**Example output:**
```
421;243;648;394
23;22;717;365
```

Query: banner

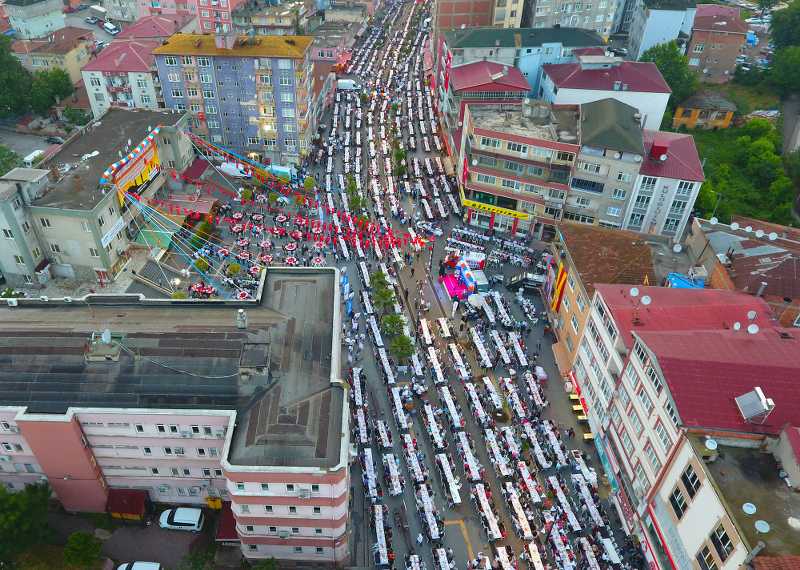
550;261;568;313
114;143;160;206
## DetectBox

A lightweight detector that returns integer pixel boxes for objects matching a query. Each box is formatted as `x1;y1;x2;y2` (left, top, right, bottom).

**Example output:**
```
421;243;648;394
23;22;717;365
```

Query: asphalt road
0;129;52;157
64;7;117;43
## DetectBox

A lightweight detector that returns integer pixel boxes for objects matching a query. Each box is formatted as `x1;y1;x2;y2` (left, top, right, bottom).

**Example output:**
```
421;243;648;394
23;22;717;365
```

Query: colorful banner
550;261;568;312
114;143;160;205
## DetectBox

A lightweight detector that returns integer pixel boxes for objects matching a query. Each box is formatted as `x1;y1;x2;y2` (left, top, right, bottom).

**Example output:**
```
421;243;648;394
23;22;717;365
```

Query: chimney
756;281;768;297
613;80;622;91
650;141;669;161
214;32;237;50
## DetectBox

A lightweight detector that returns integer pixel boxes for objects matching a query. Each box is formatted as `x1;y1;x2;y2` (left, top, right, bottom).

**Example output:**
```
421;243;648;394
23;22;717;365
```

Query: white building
621;130;704;239
569;285;800;569
4;0;65;40
529;0;621;39
539;55;671;130
626;0;695;60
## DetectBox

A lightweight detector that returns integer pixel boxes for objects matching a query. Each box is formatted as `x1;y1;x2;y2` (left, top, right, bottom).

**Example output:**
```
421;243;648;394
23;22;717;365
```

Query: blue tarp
666;272;705;288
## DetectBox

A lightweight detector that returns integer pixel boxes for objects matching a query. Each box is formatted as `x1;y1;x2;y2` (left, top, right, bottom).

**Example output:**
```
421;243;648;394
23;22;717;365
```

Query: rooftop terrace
468;101;579;144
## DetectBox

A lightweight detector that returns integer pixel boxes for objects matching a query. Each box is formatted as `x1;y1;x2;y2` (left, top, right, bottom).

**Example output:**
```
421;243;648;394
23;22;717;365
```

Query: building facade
231;0;308;36
540;55;671;130
0;268;349;564
686;14;747;83
437;27;604;101
626;0;695;60
136;0;195;18
154;33;314;165
81;39;163;117
11;27;95;83
457;100;579;239
564;98;644;227
620;130;703;239
528;0;620;39
5;0;65;39
672;92;736;130
103;0;139;22
194;0;244;33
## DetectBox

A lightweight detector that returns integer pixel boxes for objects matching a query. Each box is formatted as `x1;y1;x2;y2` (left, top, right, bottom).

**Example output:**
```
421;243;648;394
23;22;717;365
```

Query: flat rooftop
34;109;181;211
0;268;343;470
691;436;800;556
312;21;360;48
468;102;579;144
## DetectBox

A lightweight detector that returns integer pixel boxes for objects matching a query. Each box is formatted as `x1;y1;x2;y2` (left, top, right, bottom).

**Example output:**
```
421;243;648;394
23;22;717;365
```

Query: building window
313;506;321;514
612;188;626;200
696;546;718;570
40;217;51;228
629;411;643;436
265;505;273;512
89;248;99;258
580;161;601;174
665;401;679;427
289;506;297;513
645;444;661;472
693;43;705;53
677;180;694;196
507;141;528;154
197;57;210;67
291;527;300;534
143;447;152;455
575;196;591;207
633;342;647;364
669;487;687;519
645;366;663;393
240;505;249;513
294;547;303;553
236;482;245;491
620;430;634;455
480;136;500;148
711;523;733;561
202;468;211;476
654;422;671;453
316;547;324;553
606;206;621;217
681;464;701;498
570;315;579;333
261;483;269;491
2;229;12;239
248;545;257;552
286;484;295;491
164;56;178;65
638;388;654;415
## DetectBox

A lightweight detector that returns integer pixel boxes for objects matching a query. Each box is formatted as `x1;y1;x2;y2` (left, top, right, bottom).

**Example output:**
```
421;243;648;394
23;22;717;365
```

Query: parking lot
0;129;53;158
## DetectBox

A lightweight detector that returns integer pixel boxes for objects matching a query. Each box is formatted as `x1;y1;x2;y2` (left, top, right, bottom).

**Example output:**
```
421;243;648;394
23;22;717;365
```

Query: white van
158;507;204;532
23;150;44;168
103;21;120;35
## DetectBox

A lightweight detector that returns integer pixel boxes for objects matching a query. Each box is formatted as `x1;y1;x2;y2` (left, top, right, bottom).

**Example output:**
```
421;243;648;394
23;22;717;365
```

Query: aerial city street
0;0;799;567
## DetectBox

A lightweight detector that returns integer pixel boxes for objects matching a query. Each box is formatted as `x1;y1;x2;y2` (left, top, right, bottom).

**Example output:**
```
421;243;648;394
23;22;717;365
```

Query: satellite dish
733;322;741;331
747;310;757;321
672;244;682;253
755;229;764;238
629;287;639;298
745;226;753;233
101;329;112;344
471;159;478;166
730;222;740;230
709;217;719;225
747;324;760;335
742;503;757;515
768;232;778;241
705;438;718;450
788;517;800;530
641;295;652;306
755;520;771;534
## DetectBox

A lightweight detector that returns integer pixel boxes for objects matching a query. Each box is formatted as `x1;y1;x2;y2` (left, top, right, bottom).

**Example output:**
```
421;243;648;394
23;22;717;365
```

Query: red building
687;13;747;83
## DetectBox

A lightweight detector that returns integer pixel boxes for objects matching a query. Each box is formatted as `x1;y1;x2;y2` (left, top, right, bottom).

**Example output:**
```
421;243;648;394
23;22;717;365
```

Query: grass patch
715;83;780;115
15;545;104;570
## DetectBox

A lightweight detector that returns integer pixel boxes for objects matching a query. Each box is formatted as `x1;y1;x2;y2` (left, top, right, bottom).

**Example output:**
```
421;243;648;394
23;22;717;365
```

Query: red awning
106;488;148;517
216;501;239;542
183;157;209;180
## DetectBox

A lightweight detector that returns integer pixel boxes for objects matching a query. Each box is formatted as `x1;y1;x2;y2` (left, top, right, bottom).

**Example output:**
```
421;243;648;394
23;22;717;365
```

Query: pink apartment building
0;268;349;563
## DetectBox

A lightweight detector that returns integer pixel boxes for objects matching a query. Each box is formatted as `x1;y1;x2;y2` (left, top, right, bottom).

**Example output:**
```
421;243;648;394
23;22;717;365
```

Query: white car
158;507;204;532
117;563;162;570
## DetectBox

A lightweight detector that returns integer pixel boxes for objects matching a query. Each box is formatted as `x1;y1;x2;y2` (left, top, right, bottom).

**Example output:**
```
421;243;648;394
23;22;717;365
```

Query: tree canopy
30;68;73;114
770;0;800;49
768;46;800;95
0;144;21;177
639;41;698;109
389;334;414;362
0;483;51;562
0;36;33;117
62;532;102;568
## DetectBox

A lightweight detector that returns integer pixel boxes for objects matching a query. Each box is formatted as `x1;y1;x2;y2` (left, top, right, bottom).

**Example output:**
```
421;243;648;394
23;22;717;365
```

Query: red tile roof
450;61;530;92
753;556;800;570
696;3;741;18
82;39;161;73
693;14;748;34
639;130;704;182
12;26;93;55
542;61;671;93
572;47;607;56
117;14;190;39
784;425;800;462
594;284;775;349
636;328;800;435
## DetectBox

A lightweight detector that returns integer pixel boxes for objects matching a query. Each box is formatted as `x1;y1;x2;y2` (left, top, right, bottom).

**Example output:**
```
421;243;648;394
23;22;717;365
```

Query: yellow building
672;92;736;130
544;223;657;377
12;26;95;84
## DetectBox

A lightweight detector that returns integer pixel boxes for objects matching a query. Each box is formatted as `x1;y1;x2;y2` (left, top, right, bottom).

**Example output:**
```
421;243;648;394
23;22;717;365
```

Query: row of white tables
548;475;582;532
383;453;403;496
470;327;493;368
436;453;462;506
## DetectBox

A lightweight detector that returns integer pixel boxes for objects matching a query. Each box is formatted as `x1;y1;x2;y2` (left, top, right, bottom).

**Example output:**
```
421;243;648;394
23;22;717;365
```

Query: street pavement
0;129;52;158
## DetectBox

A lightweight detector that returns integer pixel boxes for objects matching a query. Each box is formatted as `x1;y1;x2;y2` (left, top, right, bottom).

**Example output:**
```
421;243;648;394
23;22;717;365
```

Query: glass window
629;411;643;436
654;422;671;453
681;464;701;498
711;524;733;561
645;444;661;472
620;430;634;455
638;388;654;415
670;487;686;519
696;546;717;570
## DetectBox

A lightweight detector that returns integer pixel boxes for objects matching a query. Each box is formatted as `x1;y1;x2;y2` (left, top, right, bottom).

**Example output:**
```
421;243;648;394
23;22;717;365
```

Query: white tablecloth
548;475;581;532
440;386;463;430
403;434;425;483
436;453;462;505
391;387;408;431
374;505;388;565
424;403;446;450
364;448;377;498
504;482;533;541
457;431;482;482
509;332;528;367
474;484;502;540
485;429;513;477
470;328;493;368
384;453;403;496
490;330;510;365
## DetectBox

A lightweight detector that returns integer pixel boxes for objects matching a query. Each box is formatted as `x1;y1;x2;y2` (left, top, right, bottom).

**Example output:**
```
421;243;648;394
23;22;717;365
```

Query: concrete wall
530;0;618;39
6;0;65;39
630;8;695;60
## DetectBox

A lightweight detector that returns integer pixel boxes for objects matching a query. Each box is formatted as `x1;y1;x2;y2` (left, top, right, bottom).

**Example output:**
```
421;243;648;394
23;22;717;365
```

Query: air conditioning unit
278;530;290;539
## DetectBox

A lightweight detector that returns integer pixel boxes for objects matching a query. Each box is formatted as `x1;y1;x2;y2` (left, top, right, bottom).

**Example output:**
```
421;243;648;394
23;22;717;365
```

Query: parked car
609;47;628;56
45;136;65;144
117;564;162;570
505;272;545;291
85;16;98;24
158;507;204;532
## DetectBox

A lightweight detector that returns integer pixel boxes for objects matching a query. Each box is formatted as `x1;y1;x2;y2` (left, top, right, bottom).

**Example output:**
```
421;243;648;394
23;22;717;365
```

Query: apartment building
4;0;64;39
135;0;194;18
620;130;703;239
456;100;579;240
117;14;195;39
154;33;314;165
439;61;530;157
11;26;94;83
232;0;309;36
528;0;620;39
564;98;643;227
543;223;657;376
0;109;191;287
540;54;671;129
436;27;604;100
103;0;140;22
626;0;695;60
686;14;747;83
672;92;737;130
82;39;163;117
566;285;800;568
0;267;349;563
194;0;243;33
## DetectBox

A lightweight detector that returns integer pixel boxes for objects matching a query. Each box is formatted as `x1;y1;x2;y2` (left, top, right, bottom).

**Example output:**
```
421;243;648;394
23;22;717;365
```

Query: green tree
194;258;210;273
0;35;32;117
639;41;698;109
381;313;405;337
769;46;800;95
785;149;800;185
770;0;800;49
30;69;74;115
389;334;414;362
370;270;389;290
758;0;778;16
373;286;396;313
227;262;241;277
63;106;90;126
190;220;213;250
63;532;102;568
303;176;315;191
0;482;50;562
0;144;21;177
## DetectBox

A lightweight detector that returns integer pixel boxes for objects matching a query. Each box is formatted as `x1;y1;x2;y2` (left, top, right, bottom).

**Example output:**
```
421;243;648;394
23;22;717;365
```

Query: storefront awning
106;488;148;518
